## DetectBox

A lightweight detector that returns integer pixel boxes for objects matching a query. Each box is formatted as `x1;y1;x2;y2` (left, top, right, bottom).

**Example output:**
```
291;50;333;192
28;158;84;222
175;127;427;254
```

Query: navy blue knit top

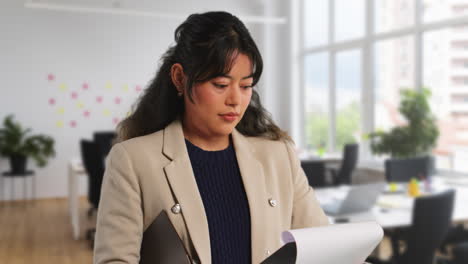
185;138;252;264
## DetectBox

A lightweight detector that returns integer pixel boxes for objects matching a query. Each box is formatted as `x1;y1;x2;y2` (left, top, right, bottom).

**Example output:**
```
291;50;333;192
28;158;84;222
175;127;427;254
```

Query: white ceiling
24;0;285;24
25;0;267;15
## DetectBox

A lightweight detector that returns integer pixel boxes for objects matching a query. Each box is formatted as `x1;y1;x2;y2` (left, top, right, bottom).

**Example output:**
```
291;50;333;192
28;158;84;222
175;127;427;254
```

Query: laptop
322;182;386;216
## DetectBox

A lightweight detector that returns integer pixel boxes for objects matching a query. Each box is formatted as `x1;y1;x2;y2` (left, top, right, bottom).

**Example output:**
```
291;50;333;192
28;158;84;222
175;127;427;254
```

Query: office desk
314;177;468;229
68;158;87;240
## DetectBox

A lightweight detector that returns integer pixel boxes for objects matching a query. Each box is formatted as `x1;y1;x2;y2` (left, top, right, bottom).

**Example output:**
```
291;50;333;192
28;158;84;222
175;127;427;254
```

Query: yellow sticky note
56;121;64;128
57;107;65;115
123;84;129;92
126;111;132;117
59;83;67;91
77;102;84;109
103;109;111;116
105;82;112;90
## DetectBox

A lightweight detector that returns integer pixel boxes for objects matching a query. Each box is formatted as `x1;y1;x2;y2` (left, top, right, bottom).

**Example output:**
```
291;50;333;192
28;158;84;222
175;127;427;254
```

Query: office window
423;0;468;23
300;0;468;164
424;26;468;172
336;49;362;150
375;36;415;132
374;0;414;33
335;0;365;41
304;53;329;152
303;0;328;48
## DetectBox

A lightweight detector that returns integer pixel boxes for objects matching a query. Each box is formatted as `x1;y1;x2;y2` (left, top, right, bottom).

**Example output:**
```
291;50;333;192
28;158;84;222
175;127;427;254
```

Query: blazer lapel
162;120;211;264
231;129;272;264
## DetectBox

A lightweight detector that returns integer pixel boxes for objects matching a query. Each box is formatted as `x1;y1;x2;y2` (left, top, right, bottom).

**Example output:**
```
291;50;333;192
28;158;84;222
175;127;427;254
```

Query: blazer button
171;203;181;214
268;198;277;207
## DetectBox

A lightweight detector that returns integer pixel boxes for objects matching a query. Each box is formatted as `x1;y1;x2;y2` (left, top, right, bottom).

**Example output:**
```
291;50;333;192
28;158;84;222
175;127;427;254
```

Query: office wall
0;0;291;200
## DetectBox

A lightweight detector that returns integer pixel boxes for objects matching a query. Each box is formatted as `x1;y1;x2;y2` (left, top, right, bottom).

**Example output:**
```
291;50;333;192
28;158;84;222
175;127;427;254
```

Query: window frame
297;0;468;159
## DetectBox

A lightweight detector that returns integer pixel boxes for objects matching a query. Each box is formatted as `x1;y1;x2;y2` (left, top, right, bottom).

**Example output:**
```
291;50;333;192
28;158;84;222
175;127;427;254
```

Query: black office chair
384;190;455;264
93;131;116;162
329;143;359;185
301;160;327;188
440;224;468;254
452;241;468;264
80;139;105;246
385;156;434;183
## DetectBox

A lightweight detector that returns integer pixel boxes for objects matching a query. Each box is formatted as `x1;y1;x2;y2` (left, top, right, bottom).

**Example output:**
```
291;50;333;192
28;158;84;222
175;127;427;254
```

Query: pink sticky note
113;117;120;124
47;74;55;81
114;97;121;104
70;120;77;128
48;98;56;105
82;83;89;90
96;96;103;103
83;110;90;118
135;85;142;92
71;92;78;100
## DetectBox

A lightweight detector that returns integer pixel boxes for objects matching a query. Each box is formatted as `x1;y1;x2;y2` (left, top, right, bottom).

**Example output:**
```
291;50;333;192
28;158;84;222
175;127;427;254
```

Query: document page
279;222;383;264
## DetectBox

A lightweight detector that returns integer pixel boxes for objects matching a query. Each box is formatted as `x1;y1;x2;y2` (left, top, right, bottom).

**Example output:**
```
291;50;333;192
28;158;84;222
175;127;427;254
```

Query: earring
177;91;183;97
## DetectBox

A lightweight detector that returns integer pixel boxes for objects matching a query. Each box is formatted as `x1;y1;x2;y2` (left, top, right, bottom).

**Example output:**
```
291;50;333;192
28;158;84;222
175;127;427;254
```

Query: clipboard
260;222;382;264
260;242;297;264
261;242;373;264
140;210;192;264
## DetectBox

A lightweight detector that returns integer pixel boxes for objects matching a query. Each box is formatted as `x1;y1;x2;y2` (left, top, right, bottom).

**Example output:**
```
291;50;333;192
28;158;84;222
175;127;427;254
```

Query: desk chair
80;139;105;246
440;224;468;254
329;143;358;186
93;131;116;162
384;156;434;183
452;241;468;264
372;190;455;264
301;160;327;188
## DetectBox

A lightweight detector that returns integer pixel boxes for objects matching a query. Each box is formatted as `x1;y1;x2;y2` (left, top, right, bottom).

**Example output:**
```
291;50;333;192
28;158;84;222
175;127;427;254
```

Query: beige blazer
94;119;328;264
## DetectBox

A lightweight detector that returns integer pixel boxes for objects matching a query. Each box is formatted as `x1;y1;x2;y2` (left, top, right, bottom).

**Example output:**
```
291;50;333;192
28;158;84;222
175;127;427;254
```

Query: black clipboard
140;210;192;264
260;242;297;264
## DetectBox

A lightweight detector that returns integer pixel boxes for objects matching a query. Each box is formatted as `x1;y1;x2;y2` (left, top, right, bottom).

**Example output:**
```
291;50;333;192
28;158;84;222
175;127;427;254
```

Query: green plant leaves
0;115;56;167
368;88;439;158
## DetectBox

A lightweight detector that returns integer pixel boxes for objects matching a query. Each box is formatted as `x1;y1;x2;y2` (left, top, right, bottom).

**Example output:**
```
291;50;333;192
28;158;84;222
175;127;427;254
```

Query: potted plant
0;115;56;174
368;88;439;172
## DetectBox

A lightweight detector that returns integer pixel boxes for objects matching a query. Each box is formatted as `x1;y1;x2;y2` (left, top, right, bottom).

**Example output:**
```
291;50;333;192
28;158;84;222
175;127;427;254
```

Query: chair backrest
80;139;105;208
453;241;468;264
403;190;455;264
93;131;116;159
336;144;359;185
301;160;327;188
385;156;433;183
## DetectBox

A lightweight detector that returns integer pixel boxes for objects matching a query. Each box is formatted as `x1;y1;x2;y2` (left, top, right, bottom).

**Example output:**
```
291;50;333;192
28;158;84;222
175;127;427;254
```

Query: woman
94;11;328;264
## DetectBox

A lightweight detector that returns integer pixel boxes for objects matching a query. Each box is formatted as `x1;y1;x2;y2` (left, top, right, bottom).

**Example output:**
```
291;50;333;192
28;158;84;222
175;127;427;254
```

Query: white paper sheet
281;221;383;264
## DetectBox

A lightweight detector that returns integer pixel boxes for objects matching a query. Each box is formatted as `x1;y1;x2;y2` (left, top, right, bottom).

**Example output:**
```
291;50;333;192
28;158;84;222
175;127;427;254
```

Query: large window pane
304;0;328;48
304;53;329;153
335;0;365;42
336;49;362;151
424;26;468;172
374;36;415;133
423;0;468;23
374;0;414;33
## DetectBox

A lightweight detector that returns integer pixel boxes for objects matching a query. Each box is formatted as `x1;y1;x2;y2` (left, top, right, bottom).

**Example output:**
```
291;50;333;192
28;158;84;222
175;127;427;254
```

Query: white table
68;158;87;240
314;176;468;229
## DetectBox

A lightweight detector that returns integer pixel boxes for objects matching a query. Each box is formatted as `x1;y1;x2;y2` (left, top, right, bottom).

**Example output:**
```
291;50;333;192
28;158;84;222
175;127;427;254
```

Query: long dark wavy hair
116;11;290;143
